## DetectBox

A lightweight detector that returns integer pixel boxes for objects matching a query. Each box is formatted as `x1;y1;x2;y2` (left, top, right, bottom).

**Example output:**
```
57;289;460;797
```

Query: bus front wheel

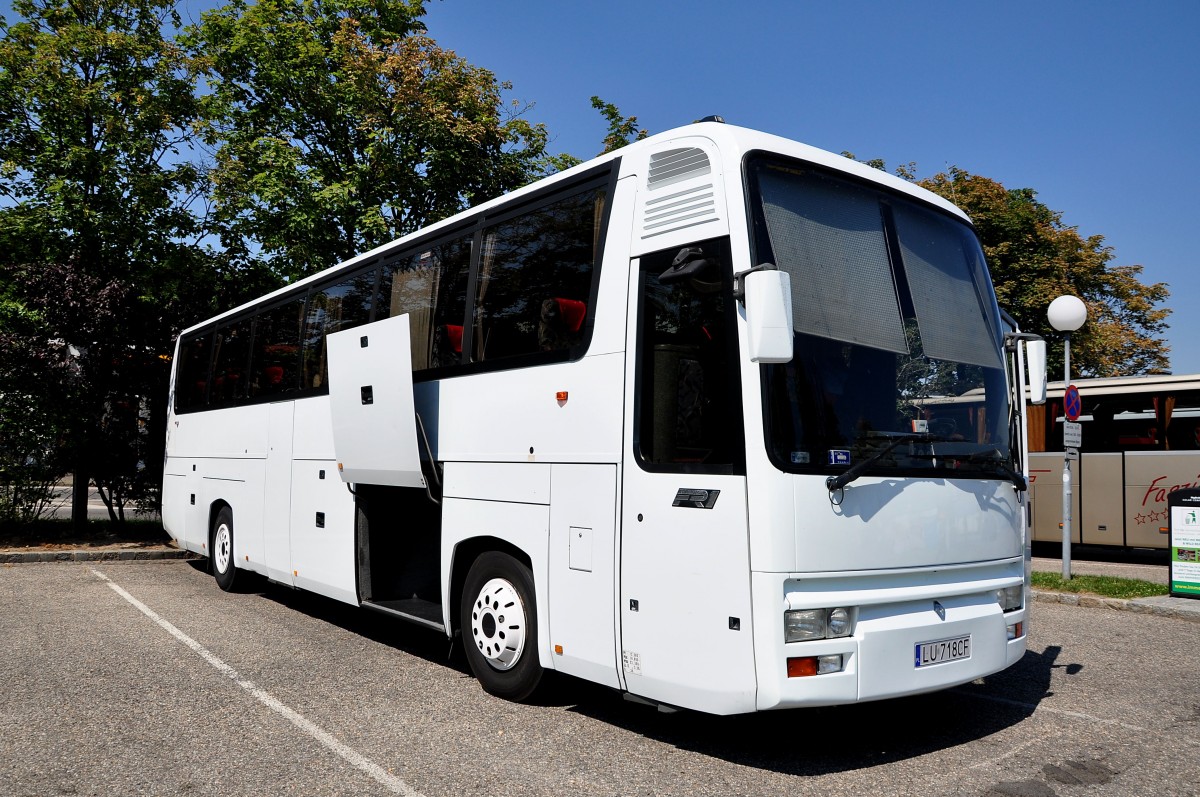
211;506;238;592
460;552;543;701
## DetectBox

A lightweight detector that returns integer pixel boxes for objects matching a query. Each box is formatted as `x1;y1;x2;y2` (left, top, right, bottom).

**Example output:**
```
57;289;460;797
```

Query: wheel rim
470;577;527;671
213;522;232;574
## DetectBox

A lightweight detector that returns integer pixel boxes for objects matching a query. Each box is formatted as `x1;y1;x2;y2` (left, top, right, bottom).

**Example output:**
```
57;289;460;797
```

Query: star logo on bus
1135;513;1148;525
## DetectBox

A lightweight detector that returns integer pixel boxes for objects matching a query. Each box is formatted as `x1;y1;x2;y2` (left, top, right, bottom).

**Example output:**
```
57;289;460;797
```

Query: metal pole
1062;333;1072;580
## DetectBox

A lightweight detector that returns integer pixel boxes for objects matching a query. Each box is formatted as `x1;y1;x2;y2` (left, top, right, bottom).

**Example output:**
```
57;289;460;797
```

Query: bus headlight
994;585;1023;612
784;607;854;642
828;607;852;637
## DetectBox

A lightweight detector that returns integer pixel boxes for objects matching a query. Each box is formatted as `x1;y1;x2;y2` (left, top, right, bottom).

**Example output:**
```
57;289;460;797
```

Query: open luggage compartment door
327;314;426;488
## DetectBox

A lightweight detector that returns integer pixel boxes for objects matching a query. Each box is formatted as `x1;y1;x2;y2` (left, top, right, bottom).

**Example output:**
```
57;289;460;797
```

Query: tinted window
378;235;472;370
175;333;212;411
210;318;253;407
636;238;743;471
250;297;305;398
302;268;377;389
749;157;1011;479
473;187;604;362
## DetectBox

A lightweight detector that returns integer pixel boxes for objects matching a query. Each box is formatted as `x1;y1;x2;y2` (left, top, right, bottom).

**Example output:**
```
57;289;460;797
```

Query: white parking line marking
968;732;1048;770
953;688;1148;732
90;568;422;797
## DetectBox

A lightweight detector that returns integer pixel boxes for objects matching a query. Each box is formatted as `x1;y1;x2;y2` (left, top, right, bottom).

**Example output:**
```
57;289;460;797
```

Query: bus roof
179;121;972;336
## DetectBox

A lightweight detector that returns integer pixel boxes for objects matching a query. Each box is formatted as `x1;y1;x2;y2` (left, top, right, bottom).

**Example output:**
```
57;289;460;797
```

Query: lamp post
1047;295;1088;579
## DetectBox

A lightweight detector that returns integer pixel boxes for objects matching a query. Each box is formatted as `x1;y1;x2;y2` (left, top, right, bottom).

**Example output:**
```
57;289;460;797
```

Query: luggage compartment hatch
327;314;426;488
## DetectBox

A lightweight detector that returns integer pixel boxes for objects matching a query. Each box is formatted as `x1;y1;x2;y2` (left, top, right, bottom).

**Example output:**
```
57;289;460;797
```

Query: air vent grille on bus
640;146;719;239
647;147;711;189
642;184;717;237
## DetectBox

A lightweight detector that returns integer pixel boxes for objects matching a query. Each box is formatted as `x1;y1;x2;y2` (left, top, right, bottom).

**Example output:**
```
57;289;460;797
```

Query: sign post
1062;384;1082;579
1048;295;1087;581
1168;488;1200;599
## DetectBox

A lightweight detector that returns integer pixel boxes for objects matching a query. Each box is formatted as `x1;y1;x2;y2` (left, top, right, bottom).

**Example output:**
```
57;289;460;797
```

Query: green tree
187;0;554;281
536;96;651;175
918;168;1170;378
0;0;210;526
592;95;648;156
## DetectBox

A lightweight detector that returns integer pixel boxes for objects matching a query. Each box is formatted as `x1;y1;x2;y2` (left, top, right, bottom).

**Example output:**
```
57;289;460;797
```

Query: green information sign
1168;488;1200;598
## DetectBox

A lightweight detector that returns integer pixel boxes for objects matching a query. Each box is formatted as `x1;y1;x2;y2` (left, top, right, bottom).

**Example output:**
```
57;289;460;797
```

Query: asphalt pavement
3;560;1197;797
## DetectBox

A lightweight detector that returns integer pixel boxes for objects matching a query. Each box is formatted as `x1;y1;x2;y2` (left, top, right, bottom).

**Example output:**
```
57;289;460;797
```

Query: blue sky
4;0;1196;373
421;0;1200;375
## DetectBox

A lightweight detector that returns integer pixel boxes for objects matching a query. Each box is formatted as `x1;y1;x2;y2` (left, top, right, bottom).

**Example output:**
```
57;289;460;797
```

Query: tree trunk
71;466;88;532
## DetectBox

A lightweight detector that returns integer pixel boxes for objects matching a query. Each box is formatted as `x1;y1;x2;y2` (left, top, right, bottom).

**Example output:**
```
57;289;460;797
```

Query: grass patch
1031;571;1167;600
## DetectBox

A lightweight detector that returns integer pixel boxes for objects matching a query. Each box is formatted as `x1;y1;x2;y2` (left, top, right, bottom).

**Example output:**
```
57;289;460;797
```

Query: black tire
211;506;239;592
460;551;543;701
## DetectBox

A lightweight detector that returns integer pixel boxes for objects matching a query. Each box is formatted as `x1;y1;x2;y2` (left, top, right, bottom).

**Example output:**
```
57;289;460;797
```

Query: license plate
914;635;971;667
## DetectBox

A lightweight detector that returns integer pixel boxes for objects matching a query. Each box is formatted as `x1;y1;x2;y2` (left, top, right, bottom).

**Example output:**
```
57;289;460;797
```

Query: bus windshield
747;157;1013;480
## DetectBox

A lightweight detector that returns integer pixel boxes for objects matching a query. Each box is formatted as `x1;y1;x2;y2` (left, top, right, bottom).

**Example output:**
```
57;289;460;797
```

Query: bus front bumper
751;564;1028;710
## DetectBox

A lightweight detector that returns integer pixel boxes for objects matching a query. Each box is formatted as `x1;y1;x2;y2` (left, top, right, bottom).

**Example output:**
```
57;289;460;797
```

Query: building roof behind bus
1040;373;1200;398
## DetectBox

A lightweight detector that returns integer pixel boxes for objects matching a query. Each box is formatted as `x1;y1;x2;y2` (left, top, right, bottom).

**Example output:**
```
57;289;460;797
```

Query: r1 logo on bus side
672;488;720;509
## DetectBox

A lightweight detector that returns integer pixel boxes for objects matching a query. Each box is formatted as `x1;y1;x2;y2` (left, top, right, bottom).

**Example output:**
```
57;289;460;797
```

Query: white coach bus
163;120;1047;714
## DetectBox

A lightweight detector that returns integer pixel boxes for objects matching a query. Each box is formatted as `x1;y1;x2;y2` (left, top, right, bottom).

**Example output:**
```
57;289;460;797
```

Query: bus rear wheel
460;552;542;701
211;506;238;592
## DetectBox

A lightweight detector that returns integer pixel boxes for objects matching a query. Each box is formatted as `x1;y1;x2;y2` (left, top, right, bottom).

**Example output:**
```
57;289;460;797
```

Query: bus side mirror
1025;339;1047;405
744;269;793;363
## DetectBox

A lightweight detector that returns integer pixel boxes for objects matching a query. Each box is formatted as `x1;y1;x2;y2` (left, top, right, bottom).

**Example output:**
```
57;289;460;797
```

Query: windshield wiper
954;449;1027;492
825;432;943;493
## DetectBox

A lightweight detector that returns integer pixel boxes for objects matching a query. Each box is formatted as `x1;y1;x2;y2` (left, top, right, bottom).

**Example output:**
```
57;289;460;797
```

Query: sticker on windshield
791;451;810;464
828;450;851;466
911;419;929;433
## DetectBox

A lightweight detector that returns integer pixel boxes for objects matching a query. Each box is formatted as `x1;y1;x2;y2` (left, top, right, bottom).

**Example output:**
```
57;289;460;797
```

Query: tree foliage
916;168;1170;378
592;95;648;156
535;96;650;175
0;0;209;524
0;0;572;525
187;0;554;281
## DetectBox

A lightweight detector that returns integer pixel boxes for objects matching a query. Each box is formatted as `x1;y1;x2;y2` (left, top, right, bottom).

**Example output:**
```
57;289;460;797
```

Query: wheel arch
207;499;232;554
448;536;532;637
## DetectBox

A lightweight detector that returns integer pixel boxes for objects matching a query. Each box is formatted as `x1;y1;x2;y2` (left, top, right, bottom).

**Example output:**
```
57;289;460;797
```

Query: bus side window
175;333;212;411
473;187;603;363
377;236;471;371
210;318;253;407
635;237;743;472
302;267;377;389
250;297;305;398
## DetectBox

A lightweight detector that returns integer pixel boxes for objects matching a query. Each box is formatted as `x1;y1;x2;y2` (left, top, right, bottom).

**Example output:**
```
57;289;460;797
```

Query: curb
0;549;200;564
1032;589;1200;624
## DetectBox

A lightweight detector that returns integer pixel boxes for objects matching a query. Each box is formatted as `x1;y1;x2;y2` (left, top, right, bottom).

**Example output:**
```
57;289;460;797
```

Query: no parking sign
1063;385;1082;450
1064;384;1081;421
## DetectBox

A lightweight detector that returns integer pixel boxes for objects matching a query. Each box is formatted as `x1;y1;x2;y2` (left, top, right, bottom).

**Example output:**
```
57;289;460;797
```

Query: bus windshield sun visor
751;158;1013;483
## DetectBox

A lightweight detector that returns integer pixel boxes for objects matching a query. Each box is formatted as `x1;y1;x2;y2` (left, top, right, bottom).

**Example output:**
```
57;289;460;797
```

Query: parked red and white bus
1027;373;1200;549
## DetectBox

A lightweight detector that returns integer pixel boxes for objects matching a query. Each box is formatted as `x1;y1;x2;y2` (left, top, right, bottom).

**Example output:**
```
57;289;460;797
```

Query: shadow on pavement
189;554;1075;778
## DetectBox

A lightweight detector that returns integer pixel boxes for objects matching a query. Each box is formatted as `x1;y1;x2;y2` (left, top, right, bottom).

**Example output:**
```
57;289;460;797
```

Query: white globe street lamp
1047;295;1088;579
1047;295;1087;334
